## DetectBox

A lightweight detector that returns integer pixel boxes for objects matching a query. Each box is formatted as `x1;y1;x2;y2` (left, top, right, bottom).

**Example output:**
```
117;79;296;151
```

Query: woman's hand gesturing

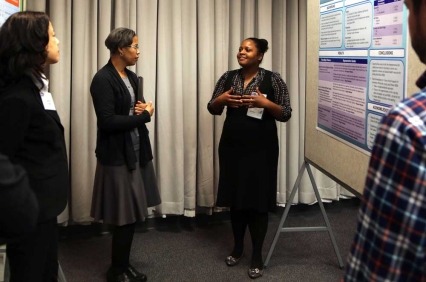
217;87;243;108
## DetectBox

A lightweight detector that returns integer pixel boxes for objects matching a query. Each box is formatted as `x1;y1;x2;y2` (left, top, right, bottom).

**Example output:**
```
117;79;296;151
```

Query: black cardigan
90;60;153;169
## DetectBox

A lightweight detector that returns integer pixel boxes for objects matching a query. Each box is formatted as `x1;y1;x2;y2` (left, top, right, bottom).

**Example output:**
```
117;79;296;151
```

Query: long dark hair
0;11;50;88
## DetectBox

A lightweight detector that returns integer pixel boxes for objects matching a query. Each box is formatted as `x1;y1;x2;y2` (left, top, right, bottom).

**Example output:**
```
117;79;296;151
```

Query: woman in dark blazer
90;27;161;282
0;11;68;282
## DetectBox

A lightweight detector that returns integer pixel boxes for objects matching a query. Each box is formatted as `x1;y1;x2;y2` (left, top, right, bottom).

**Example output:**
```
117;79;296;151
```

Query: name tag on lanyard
40;92;56;111
247;93;267;119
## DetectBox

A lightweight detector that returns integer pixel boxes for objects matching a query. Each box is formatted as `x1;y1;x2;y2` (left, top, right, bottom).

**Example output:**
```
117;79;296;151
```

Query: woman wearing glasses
90;27;161;282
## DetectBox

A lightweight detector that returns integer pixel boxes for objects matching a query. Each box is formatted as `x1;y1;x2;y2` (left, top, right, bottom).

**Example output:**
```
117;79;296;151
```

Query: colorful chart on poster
318;0;408;154
0;0;20;27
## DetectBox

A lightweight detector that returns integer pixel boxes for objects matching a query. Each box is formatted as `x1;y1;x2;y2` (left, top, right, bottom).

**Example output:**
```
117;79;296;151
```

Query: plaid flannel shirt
344;71;426;282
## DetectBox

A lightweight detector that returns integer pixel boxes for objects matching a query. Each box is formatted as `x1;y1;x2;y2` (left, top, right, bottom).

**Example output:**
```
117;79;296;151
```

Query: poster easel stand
264;160;344;269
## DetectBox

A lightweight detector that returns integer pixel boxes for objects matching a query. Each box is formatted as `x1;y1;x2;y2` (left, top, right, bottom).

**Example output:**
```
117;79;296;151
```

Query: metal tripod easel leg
264;160;344;268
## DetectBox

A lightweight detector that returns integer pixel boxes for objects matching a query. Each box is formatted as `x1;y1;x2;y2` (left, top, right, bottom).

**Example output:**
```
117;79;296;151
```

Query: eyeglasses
127;44;139;50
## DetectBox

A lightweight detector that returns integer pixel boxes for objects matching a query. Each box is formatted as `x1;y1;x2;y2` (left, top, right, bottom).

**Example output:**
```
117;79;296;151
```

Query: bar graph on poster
0;0;20;27
318;0;408;154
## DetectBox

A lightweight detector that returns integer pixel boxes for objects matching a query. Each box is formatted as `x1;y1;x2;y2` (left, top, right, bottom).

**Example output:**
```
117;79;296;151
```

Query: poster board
306;0;425;195
0;0;21;26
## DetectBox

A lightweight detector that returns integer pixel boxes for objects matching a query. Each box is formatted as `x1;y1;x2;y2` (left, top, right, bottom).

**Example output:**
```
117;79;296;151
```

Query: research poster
318;0;408;154
0;0;20;27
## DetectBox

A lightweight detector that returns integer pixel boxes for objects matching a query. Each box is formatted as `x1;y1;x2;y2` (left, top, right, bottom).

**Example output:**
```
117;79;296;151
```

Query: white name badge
247;93;267;119
40;92;56;111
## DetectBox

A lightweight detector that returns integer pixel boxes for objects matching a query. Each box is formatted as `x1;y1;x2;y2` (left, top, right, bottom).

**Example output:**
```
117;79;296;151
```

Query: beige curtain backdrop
24;0;350;224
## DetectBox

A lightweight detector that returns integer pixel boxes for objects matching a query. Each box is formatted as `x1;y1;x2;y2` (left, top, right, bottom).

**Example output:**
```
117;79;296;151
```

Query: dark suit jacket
0;75;68;222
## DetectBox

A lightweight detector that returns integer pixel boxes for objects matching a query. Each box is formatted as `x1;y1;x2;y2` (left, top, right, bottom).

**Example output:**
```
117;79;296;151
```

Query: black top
208;68;292;121
90;60;153;169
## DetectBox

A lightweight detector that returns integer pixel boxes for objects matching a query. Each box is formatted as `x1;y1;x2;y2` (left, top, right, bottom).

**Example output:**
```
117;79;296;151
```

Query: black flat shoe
107;269;135;282
225;254;243;267
248;267;263;279
126;265;147;282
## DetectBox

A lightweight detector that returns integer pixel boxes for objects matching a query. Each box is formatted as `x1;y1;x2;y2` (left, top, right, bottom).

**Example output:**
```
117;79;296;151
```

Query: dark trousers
6;218;59;282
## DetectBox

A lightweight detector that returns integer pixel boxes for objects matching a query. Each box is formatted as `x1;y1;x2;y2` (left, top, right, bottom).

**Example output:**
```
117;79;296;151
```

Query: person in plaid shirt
344;0;426;281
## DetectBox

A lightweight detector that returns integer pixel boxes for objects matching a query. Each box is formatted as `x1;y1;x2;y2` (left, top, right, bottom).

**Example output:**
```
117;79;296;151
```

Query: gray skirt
91;160;161;226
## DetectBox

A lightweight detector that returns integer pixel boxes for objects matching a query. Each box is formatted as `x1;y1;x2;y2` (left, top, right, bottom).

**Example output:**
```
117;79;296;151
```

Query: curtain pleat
257;0;272;69
196;0;215;208
212;0;230;210
284;0;304;204
135;0;158;165
22;0;348;223
67;0;99;222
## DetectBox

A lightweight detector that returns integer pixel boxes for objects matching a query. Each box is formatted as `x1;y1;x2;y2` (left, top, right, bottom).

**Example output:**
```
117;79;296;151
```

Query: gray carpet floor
58;198;360;282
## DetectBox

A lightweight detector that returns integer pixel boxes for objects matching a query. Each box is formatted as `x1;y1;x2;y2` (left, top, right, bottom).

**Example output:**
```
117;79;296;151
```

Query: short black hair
105;27;136;54
246;37;269;54
0;11;50;87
